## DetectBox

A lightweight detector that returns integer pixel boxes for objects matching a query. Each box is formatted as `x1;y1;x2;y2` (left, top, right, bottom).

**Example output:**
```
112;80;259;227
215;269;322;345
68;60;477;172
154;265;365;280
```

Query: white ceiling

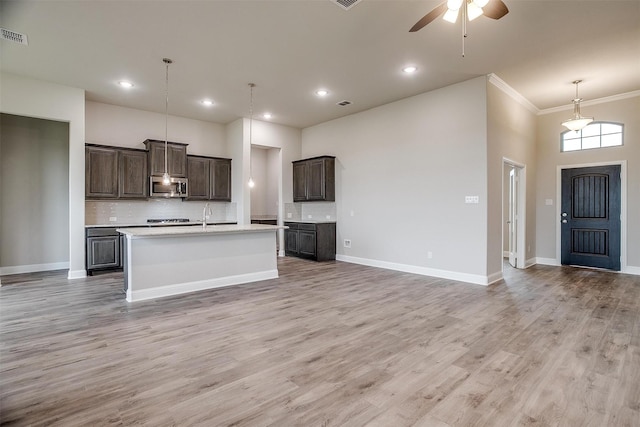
1;0;639;129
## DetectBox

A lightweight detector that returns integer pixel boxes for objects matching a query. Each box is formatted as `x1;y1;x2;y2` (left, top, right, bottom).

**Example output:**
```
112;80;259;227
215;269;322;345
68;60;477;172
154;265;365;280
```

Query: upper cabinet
292;156;335;202
86;145;148;199
86;145;118;198
144;139;188;178
118;149;148;199
186;155;232;201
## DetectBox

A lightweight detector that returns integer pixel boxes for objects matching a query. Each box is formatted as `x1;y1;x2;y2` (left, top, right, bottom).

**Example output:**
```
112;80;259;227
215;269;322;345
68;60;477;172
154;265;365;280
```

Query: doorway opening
250;145;283;254
502;159;526;270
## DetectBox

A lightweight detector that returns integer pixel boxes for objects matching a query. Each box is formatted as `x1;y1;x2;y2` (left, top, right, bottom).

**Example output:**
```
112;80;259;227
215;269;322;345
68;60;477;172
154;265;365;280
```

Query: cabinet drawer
284;222;299;230
86;227;118;237
298;223;316;231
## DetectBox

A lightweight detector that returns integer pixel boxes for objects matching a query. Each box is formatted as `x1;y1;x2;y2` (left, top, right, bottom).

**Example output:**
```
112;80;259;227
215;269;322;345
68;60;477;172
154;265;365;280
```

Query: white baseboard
68;270;87;280
0;262;69;276
336;255;497;286
127;269;279;302
535;257;560;266
525;257;537;268
623;265;640;275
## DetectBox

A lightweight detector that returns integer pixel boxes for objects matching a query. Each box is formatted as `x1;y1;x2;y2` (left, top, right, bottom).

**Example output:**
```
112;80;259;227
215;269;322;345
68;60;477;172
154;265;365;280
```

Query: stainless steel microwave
150;176;188;198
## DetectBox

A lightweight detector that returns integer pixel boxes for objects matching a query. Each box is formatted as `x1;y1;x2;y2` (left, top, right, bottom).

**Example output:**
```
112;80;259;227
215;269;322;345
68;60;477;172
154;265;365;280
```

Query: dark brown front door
561;165;621;271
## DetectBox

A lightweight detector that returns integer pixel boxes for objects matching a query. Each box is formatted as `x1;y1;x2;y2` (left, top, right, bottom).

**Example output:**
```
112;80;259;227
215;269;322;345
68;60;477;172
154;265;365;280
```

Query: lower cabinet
284;222;336;261
86;227;122;275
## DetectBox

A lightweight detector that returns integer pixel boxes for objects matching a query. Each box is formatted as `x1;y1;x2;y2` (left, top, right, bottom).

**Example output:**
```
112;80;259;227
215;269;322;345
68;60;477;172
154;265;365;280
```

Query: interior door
508;168;517;267
561;165;621;270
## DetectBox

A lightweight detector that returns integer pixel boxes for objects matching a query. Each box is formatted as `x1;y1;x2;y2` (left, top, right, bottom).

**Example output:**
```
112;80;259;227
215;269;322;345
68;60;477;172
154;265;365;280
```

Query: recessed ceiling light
201;99;214;106
402;66;418;74
315;89;329;97
263;113;272;119
118;80;134;88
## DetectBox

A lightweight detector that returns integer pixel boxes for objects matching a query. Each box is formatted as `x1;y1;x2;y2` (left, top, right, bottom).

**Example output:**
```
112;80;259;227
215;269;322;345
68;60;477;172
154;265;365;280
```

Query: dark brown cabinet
119;149;148;199
186;155;232;201
292;156;335;202
86;146;118;198
284;222;336;261
86;227;122;274
144;139;188;178
86;145;148;199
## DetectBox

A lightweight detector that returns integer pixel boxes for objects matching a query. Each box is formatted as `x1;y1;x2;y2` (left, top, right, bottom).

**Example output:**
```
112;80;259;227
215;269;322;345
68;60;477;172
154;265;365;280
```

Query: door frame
502;158;527;269
555;160;627;271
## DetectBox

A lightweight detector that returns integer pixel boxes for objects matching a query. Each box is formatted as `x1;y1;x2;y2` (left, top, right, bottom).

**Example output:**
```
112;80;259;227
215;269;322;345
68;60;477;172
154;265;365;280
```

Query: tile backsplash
86;200;237;225
284;202;336;222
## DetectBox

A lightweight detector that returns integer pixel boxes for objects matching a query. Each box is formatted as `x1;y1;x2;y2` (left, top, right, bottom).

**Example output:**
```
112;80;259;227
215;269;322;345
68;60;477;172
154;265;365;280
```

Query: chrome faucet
202;202;212;228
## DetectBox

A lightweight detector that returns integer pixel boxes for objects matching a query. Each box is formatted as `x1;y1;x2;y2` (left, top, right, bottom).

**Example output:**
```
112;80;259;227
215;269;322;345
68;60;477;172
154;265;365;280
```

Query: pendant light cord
163;58;172;181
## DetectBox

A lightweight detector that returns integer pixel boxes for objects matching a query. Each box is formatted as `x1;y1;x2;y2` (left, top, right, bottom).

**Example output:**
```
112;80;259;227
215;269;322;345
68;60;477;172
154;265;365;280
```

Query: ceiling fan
409;0;509;56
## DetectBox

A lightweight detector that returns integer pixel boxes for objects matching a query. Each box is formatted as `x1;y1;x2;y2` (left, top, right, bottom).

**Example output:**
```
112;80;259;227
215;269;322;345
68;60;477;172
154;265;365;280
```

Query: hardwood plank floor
1;259;639;426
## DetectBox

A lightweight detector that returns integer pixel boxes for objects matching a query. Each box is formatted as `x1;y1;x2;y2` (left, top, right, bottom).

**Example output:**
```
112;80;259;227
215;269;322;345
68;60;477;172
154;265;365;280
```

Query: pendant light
248;83;256;189
562;80;594;132
162;58;173;185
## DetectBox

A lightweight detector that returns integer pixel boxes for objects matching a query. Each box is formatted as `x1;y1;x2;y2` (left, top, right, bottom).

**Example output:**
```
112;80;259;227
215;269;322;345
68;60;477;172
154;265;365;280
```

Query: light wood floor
1;258;639;426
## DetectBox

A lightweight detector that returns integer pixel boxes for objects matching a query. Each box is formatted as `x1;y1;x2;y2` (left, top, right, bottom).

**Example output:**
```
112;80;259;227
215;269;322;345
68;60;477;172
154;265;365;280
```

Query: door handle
561;212;568;217
562;219;568;224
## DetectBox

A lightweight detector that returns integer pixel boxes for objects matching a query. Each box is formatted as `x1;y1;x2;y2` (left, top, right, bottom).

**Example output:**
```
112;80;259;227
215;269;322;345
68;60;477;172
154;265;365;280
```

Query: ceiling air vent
337;100;352;106
331;0;363;11
1;28;28;45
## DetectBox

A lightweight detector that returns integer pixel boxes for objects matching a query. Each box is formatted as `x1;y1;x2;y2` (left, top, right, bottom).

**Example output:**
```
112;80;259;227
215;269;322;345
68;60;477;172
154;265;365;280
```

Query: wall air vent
337;100;352;106
1;28;28;45
331;0;363;11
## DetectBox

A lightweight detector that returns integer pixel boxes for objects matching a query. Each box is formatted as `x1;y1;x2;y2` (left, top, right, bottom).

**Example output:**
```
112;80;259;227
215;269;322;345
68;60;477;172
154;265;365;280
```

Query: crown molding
487;73;539;114
538;90;640;115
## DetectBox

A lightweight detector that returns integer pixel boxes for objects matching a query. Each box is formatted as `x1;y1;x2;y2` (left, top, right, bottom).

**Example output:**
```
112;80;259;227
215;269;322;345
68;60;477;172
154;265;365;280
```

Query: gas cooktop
146;218;190;224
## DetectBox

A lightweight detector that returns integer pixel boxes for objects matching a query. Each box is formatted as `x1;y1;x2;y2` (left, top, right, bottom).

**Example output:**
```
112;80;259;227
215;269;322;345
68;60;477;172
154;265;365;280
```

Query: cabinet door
186;156;210;200
298;230;317;257
119;150;148;198
293;162;308;202
211;159;231;201
147;141;187;177
306;159;326;200
284;229;299;255
87;236;120;269
86;146;118;198
168;144;187;177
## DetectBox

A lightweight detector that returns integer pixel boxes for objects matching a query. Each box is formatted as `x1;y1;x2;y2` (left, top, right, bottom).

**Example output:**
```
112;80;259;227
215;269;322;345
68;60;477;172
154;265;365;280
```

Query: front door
561;165;621;270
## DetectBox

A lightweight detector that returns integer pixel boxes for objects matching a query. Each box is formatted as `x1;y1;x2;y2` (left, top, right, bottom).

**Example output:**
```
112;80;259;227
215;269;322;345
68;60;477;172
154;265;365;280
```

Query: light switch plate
109;216;117;222
465;196;479;204
545;199;553;206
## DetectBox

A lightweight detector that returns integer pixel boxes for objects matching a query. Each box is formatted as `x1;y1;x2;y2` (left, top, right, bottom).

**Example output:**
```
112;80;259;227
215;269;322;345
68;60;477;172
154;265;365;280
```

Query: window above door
561;122;623;152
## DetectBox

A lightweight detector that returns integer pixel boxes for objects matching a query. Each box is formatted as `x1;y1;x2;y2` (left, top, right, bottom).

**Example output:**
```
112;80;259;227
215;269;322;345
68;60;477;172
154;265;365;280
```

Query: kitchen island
117;224;283;302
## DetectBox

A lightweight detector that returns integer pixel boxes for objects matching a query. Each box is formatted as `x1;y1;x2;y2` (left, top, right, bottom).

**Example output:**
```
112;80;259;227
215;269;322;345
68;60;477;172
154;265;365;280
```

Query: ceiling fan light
473;0;489;8
447;0;463;10
443;8;459;23
467;2;484;20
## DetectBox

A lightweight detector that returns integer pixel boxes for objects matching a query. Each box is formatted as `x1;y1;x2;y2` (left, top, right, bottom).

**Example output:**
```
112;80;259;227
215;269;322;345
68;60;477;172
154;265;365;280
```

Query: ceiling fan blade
409;2;448;32
483;0;509;20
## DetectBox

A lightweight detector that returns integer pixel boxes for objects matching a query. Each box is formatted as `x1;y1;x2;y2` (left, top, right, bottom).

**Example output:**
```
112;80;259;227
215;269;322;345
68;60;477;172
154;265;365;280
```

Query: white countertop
87;220;237;228
117;224;284;238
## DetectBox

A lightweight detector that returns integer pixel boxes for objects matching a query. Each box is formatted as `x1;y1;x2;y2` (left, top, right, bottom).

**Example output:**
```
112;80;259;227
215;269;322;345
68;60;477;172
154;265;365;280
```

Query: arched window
561;122;624;152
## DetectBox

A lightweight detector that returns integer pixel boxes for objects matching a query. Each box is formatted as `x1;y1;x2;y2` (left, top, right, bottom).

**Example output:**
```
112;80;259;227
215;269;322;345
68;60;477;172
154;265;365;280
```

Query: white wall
536;94;640;273
86;101;226;156
301;77;490;283
1;114;69;274
486;77;538;276
0;72;86;279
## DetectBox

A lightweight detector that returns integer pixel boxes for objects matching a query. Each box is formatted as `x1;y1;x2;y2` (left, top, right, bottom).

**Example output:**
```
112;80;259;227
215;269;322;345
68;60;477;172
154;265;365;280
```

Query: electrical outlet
344;239;351;248
307;215;312;219
427;251;433;259
287;212;292;218
109;216;117;222
326;215;331;220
